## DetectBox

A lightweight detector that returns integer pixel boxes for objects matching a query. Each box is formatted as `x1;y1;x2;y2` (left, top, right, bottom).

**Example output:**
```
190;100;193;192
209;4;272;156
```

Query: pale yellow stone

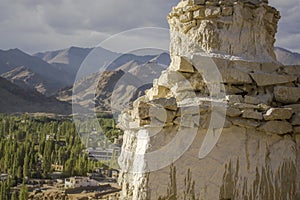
170;56;194;73
205;7;221;17
146;86;170;101
194;8;205;19
180;12;193;23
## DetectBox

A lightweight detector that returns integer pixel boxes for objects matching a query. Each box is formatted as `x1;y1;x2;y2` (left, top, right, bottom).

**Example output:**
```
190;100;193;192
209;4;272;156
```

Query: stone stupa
118;0;300;199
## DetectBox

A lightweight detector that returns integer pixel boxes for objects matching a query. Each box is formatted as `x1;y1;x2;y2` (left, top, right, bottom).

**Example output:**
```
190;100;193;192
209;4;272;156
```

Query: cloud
0;0;178;53
0;0;299;53
269;0;300;52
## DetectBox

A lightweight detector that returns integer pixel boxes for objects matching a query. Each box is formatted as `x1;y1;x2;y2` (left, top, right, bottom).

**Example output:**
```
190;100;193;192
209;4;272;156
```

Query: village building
64;177;99;189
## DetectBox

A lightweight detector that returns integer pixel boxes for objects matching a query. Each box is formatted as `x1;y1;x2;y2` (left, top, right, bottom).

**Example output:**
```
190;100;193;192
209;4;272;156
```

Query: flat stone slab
150;97;178;111
242;109;263;120
284;104;300;113
220;68;252;84
274;86;300;104
283;65;300;76
250;73;297;86
244;95;261;105
157;70;186;88
264;108;293;120
231;118;260;128
259;121;293;135
226;107;242;117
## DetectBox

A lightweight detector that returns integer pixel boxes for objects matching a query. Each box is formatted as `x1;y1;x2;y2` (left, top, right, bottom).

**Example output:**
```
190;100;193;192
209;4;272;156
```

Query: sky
0;0;299;54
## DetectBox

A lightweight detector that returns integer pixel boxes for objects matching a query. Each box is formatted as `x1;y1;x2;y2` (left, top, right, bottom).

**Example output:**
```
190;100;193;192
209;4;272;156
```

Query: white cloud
269;0;300;52
0;0;299;53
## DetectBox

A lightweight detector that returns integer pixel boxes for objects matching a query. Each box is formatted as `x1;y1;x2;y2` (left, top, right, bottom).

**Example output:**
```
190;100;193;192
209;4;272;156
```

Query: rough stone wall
118;0;300;199
168;0;280;61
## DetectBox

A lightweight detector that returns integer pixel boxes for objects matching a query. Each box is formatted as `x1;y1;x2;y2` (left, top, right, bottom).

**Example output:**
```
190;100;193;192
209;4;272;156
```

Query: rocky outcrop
168;0;280;61
118;0;300;199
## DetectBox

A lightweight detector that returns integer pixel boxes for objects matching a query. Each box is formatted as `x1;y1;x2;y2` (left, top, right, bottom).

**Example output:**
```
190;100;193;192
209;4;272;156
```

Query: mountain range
0;47;170;114
274;47;300;65
0;76;71;114
0;46;298;114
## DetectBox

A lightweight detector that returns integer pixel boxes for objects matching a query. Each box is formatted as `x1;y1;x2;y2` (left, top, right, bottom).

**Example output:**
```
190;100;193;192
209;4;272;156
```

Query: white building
64;177;99;189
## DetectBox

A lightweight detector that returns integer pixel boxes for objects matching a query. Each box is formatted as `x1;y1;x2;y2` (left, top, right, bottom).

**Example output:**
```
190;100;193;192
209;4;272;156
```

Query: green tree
11;191;18;200
19;183;28;200
23;154;29;179
0;180;10;200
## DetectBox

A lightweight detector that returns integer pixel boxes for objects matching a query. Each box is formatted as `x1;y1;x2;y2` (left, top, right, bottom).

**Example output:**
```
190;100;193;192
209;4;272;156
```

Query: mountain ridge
274;47;300;65
0;77;71;114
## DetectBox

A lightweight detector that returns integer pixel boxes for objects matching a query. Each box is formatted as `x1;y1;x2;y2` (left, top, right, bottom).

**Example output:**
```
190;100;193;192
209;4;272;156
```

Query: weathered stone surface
205;0;219;6
244;95;260;105
150;97;177;111
255;91;274;105
180;12;193;22
274;86;300;104
117;112;133;130
179;105;202;115
193;8;205;19
292;112;300;126
193;0;205;5
260;62;281;73
284;104;300;113
221;6;233;16
170;80;195;93
226;107;242;117
233;103;260;110
172;90;197;101
259;121;293;135
294;126;300;134
132;101;150;119
250;73;297;86
263;108;293;120
226;95;243;104
205;6;221;17
230;60;261;73
220;68;252;84
157;70;186;89
146;85;170;100
168;0;280;61
201;114;232;129
129;119;151;129
283;65;300;76
242;109;263;120
177;114;201;127
189;73;208;91
230;118;260;128
149;105;176;123
169;56;194;73
182;20;197;33
178;115;196;128
224;85;244;94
